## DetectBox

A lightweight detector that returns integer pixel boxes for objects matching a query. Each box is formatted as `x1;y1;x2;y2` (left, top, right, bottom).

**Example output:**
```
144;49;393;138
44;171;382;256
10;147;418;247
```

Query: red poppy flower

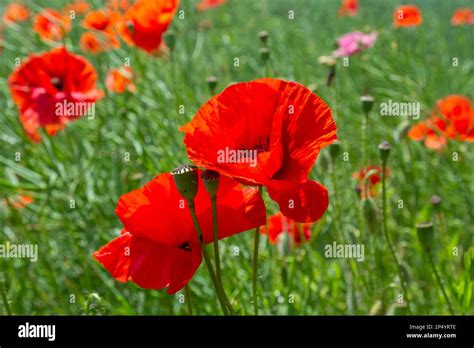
181;78;337;223
3;3;29;25
262;211;313;246
116;0;179;54
93;171;266;294
451;8;474;26
106;66;136;93
82;9;120;33
63;0;90;15
33;9;71;42
8;46;103;142
196;0;226;12
352;165;389;199
408;95;474;150
338;0;358;17
393;5;422;27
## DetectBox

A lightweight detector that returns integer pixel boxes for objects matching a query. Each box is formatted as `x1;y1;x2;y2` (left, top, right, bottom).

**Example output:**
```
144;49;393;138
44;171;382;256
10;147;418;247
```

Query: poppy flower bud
202;169;220;198
416;222;434;253
206;76;218;94
329;142;340;161
362;198;379;234
378;141;391;165
171;164;198;202
277;231;292;257
360;95;374;116
260;47;270;64
258;30;269;45
394;121;410;143
164;31;176;51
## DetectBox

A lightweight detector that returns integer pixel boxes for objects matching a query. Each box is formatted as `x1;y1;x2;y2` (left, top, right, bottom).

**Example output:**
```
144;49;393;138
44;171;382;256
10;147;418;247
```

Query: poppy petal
93;231;202;294
265;179;329;223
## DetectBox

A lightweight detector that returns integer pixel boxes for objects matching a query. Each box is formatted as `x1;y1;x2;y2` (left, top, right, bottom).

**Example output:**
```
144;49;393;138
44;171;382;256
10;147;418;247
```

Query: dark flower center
50;77;64;91
179;242;191;251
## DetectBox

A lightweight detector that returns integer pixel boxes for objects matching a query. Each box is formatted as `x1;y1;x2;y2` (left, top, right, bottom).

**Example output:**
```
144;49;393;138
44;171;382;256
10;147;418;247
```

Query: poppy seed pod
360;95;374;115
171;164;199;201
164;31;176;51
206;76;218;94
258;30;269;45
260;47;270;63
202;169;220;197
416;222;434;252
378;141;391;164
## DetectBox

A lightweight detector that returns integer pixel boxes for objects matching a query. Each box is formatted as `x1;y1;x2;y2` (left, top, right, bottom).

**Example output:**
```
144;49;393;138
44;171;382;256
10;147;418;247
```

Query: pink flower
332;31;378;57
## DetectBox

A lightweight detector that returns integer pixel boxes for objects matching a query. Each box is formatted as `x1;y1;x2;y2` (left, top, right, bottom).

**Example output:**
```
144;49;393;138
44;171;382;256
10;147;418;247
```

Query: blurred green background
0;0;472;315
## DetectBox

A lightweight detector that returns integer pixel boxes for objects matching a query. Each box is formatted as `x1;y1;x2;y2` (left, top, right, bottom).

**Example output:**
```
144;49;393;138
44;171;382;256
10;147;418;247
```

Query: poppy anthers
181;78;338;223
94;170;266;294
8;46;103;142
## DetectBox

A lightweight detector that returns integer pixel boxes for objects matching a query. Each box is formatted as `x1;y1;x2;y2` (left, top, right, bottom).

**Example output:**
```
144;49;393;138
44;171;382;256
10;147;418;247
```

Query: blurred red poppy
338;0;358;17
6;194;34;209
94;170;266;294
107;0;130;13
8;46;103;142
196;0;226;12
262;211;313;246
33;9;71;42
116;0;179;54
352;165;389;199
106;66;136;93
408;95;474;150
393;5;422;27
63;0;90;15
451;8;474;26
181;78;337;223
3;3;29;25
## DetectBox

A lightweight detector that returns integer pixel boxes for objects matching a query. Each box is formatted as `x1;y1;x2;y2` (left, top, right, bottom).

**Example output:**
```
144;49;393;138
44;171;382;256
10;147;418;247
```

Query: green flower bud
206;76;218;94
258;30;269;45
378;141;391;165
360;95;374;116
201;169;220;198
171;164;198;202
260;47;270;64
329;142;340;162
164;31;176;51
416;222;434;253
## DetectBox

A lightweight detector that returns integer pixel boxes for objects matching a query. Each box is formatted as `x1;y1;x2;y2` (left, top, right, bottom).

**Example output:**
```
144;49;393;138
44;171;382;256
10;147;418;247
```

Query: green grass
0;0;473;315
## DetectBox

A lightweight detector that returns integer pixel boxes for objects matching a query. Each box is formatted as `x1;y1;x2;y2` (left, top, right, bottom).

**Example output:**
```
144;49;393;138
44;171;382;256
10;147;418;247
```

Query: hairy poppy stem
210;196;234;314
187;201;229;315
427;252;455;315
0;277;12;315
252;186;264;315
381;163;411;313
184;285;194;315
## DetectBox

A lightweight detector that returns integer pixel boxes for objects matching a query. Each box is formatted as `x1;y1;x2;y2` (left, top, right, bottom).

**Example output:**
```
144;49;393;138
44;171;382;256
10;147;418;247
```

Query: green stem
428;253;455;315
252;186;264;315
210;196;234;314
184;285;194;315
362;113;369;167
0;277;12;315
381;163;411;314
187;200;229;315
